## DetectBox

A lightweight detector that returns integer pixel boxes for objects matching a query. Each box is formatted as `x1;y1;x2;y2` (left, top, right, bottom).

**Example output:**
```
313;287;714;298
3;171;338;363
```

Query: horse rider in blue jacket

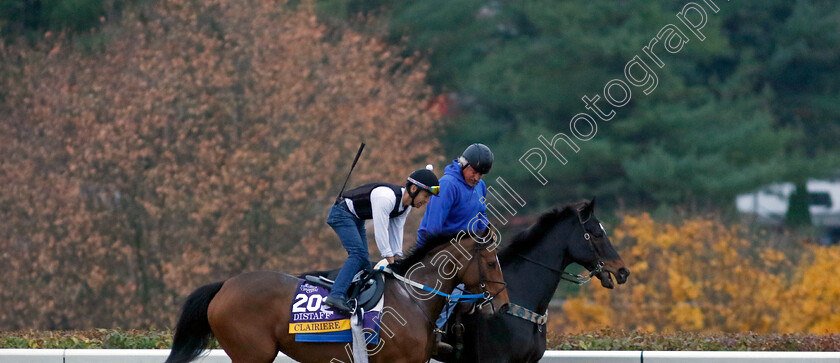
417;143;494;247
324;167;440;313
416;143;494;355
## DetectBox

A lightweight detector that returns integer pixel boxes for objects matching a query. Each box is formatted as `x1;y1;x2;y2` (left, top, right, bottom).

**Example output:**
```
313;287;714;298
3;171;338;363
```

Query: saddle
302;263;385;312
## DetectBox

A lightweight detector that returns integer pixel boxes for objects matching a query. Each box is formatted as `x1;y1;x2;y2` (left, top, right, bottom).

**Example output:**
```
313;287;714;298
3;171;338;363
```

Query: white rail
542;350;840;362
0;349;838;362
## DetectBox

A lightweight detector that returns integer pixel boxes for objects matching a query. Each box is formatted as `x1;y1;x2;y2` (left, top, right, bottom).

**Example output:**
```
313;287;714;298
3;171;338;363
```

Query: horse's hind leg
208;278;283;363
215;327;278;363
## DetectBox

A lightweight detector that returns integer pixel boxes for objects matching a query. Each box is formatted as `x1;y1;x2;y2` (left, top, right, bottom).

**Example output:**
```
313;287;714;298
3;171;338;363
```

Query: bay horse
439;199;630;362
165;232;509;363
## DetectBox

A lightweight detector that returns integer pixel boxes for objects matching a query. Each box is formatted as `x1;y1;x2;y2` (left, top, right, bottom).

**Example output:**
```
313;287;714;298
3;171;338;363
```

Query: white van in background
736;178;840;244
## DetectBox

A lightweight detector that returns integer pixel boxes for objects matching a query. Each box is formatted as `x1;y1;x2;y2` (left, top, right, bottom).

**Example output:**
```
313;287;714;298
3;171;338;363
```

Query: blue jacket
417;160;488;246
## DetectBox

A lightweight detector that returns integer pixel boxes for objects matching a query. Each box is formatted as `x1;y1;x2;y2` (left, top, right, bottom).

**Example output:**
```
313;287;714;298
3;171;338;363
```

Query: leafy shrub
3;329;837;351
547;328;840;351
0;329;202;349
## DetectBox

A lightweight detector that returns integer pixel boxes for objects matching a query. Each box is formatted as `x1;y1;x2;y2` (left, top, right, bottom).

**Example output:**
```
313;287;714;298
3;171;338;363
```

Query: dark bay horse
439;199;630;362
165;232;509;363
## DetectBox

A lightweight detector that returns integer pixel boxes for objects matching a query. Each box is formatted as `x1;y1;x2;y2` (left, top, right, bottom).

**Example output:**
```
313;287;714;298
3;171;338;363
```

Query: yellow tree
554;214;796;334
780;246;840;333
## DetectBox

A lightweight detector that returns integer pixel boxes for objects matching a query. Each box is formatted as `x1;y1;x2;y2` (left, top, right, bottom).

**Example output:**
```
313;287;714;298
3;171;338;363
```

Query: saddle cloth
290;269;385;343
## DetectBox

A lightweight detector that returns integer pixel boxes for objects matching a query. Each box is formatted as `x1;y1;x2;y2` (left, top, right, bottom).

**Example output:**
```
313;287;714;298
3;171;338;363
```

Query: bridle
516;214;606;285
462;240;507;312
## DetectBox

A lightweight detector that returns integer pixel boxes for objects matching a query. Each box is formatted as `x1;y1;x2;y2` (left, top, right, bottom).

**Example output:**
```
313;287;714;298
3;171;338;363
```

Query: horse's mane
498;200;589;264
390;233;460;275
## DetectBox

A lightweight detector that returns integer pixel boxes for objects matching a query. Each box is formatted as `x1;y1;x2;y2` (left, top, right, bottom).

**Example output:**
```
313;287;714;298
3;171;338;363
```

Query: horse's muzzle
616;267;630;284
597;270;615;289
599;261;630;288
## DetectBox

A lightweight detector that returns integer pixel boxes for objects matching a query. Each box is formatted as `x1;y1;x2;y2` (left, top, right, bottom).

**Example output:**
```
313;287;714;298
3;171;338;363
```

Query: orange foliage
553;213;840;334
0;0;441;329
780;246;840;334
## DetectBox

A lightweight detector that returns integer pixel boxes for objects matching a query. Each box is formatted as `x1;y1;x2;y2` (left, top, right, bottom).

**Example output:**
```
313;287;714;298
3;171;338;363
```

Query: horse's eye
487;261;497;268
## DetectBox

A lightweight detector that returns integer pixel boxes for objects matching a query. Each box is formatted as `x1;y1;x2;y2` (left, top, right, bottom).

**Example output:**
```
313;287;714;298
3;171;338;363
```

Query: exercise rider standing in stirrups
324;166;440;313
416;143;494;355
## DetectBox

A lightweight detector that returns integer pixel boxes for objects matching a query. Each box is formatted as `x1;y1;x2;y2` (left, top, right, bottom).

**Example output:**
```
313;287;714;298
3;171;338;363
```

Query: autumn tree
554;214;840;334
0;0;442;329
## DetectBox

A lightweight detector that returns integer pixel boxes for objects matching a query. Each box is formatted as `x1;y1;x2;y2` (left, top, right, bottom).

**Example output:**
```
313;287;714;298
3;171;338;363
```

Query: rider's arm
388;206;410;258
423;179;456;236
477;181;490;227
370;186;397;259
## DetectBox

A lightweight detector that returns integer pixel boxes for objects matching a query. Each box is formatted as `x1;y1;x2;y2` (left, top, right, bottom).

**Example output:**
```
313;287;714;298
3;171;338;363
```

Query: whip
336;142;365;202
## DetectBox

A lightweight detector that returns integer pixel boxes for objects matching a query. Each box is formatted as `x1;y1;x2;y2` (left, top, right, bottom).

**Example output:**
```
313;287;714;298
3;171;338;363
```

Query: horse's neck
393;246;468;323
503;223;572;315
502;257;562;315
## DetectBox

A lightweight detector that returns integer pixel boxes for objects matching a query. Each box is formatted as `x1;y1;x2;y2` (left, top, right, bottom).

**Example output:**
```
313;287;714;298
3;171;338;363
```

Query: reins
377;265;487;302
378;242;506;304
378;239;507;334
514;253;603;285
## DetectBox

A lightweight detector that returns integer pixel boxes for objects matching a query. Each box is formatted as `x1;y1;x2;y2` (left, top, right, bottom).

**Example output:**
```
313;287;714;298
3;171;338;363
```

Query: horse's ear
579;197;596;222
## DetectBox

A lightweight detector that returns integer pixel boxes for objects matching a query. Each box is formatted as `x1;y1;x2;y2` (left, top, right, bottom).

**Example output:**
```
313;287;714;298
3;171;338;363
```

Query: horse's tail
165;281;225;363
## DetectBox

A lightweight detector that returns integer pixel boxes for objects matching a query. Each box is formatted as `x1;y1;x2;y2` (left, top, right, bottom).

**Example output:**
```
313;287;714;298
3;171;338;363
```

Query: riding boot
435;341;454;356
325;295;353;313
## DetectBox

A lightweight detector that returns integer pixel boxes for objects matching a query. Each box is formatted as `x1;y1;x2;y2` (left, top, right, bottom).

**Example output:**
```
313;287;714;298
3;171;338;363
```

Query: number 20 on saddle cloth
288;281;384;343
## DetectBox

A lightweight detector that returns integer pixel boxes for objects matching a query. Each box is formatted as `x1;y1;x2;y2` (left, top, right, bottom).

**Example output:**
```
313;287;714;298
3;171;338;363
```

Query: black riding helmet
406;166;440;200
458;143;494;174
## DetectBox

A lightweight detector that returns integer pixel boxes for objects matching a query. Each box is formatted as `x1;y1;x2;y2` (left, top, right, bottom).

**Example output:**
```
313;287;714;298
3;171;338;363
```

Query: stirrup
347;298;358;315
